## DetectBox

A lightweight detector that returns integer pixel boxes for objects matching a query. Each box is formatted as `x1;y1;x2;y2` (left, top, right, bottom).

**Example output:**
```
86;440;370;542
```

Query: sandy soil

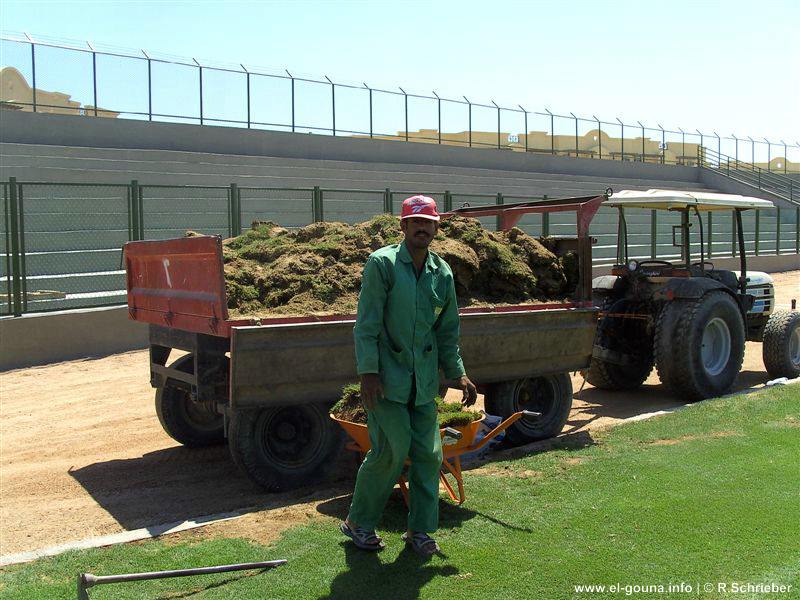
1;271;797;556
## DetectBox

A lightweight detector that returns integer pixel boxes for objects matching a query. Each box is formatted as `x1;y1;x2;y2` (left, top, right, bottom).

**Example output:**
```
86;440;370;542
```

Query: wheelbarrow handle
522;410;542;418
442;427;463;439
462;410;539;454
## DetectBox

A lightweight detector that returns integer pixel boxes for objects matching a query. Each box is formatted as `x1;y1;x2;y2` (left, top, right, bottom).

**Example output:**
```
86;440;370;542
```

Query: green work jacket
353;241;466;405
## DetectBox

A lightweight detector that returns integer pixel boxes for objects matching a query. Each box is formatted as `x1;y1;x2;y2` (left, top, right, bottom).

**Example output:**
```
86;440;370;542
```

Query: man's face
401;217;438;250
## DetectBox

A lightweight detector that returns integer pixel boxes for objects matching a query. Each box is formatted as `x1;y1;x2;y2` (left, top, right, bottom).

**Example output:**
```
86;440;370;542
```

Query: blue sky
1;0;798;156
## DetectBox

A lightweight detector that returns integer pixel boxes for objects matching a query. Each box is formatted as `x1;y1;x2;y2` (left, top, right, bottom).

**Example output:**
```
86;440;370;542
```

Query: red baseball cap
400;195;440;221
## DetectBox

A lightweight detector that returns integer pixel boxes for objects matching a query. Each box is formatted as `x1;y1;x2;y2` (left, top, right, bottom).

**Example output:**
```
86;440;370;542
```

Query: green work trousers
347;391;443;533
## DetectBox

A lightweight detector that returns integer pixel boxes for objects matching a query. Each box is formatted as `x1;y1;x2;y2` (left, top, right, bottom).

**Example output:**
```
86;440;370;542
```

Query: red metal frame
124;194;605;337
447;194;604;238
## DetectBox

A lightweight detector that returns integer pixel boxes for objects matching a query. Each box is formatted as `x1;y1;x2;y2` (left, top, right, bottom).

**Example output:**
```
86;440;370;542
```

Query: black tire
762;310;800;379
487;374;573;445
586;355;653;390
655;291;745;401
228;403;341;491
586;301;654;391
155;355;225;447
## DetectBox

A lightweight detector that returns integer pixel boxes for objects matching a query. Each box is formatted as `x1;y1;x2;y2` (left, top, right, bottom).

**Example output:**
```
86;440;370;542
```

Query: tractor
587;189;800;400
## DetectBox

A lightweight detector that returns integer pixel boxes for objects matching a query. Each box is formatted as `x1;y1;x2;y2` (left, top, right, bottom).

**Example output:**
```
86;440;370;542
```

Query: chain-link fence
1;178;797;316
2;32;799;173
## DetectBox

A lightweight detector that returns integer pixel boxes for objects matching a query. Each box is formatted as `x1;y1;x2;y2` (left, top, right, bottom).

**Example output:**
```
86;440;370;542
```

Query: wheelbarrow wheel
229;403;342;491
487;374;572;445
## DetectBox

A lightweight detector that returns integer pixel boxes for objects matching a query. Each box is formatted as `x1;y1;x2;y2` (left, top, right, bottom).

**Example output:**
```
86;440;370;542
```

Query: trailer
123;194;604;491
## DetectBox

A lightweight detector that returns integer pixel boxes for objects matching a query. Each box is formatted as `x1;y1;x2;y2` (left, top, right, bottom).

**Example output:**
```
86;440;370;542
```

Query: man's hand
359;373;383;410
456;375;478;407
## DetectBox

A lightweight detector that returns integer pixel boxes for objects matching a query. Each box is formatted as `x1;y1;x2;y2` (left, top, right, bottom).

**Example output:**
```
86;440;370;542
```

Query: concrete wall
0;110;701;184
2;254;796;370
0;306;148;370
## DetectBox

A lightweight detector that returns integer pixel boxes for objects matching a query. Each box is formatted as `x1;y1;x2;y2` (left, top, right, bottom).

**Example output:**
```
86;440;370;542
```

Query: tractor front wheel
762;310;800;379
655;291;745;401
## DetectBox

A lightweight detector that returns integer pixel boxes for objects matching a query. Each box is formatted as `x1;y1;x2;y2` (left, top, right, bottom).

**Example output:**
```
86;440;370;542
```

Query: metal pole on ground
77;560;286;599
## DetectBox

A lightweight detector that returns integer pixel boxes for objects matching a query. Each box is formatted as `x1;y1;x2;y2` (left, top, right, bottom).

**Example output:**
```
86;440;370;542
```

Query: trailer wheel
762;310;800;379
487;374;572;445
155;355;225;447
228;403;341;491
655;291;745;401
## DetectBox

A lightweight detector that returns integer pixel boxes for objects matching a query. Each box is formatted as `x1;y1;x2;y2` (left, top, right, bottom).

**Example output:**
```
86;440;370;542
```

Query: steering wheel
692;261;715;270
636;260;673;268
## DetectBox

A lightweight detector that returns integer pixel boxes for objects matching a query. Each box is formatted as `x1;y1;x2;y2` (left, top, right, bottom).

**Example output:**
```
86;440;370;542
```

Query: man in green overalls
341;195;477;558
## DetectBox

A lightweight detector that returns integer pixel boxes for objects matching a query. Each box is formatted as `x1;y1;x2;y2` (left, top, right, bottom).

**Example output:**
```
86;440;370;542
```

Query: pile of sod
221;214;577;318
330;383;481;428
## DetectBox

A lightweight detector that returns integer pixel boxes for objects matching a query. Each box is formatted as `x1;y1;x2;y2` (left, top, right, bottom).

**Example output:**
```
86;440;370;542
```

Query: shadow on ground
69;370;771;534
68;443;359;532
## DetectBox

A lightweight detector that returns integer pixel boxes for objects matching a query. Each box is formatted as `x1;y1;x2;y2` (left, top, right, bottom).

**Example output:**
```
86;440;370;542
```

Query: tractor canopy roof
605;189;774;211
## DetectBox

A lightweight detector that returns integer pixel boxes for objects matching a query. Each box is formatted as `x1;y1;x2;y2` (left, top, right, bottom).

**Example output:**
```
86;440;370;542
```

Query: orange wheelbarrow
331;410;540;505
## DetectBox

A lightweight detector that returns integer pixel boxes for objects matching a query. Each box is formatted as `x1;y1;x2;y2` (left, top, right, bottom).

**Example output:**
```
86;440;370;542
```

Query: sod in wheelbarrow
330;383;481;428
4;385;797;599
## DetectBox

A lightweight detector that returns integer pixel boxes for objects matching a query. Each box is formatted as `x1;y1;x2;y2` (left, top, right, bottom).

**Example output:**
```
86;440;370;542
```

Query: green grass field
2;385;798;599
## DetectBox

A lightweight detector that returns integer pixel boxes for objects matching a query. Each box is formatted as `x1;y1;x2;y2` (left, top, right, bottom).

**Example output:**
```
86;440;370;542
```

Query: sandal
340;521;385;551
402;532;440;557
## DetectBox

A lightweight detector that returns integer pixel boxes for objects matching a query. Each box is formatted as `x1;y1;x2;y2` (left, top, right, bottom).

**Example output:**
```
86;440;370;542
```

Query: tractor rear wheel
155;355;225;447
762;310;800;379
655;291;745;401
586;302;654;391
228;403;341;491
486;374;572;445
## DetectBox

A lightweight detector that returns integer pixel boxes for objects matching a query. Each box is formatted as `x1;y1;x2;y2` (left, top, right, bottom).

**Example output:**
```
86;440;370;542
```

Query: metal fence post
492;101;500;149
707;211;713;258
143;51;152;121
194;59;204;125
433;91;441;144
29;39;37;112
8;178;23;316
775;208;781;255
650;209;657;259
542;194;550;236
325;76;335;136
90;43;98;116
754;210;760;255
129;180;143;241
313;186;323;222
594;116;602;159
545;109;554;154
796;207;799;254
400;87;408;141
287;70;295;132
18;183;26;312
570;112;578;156
384;188;392;214
242;65;251;129
229;183;241;236
495;192;504;230
464;96;472;148
365;83;373;139
520;106;528;152
444;190;452;212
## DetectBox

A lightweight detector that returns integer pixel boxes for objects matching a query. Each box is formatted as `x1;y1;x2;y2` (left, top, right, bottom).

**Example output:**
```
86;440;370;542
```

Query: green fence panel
239;187;315;230
140;185;229;240
0;182;131;313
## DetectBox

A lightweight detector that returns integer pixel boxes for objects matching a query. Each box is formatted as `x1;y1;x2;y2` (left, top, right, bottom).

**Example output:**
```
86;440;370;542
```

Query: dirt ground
1;271;797;556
